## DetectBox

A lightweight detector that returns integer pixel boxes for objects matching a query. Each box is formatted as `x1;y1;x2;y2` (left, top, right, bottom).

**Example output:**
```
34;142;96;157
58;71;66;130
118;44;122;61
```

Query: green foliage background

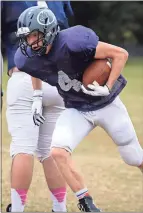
71;1;143;45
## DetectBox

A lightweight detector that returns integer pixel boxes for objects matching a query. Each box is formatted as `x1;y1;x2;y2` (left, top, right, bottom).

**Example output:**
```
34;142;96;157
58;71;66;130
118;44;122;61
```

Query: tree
71;1;143;45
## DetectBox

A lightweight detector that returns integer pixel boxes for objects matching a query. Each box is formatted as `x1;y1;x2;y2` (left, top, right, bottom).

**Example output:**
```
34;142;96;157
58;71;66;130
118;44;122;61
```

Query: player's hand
81;81;110;96
32;90;45;126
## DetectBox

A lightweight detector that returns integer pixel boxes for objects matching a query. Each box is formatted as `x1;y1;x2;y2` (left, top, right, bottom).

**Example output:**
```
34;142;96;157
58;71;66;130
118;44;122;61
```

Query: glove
32;90;45;126
81;81;110;96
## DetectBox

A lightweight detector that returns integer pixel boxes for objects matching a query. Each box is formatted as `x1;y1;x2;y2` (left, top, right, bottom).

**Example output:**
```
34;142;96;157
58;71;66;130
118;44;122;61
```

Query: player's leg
51;108;93;191
6;72;39;212
36;105;67;212
50;108;101;212
97;96;143;171
36;83;67;211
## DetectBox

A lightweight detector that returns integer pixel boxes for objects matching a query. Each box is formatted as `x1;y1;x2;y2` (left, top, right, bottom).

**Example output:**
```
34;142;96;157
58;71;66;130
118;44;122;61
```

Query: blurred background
1;1;143;212
2;1;143;57
71;1;143;57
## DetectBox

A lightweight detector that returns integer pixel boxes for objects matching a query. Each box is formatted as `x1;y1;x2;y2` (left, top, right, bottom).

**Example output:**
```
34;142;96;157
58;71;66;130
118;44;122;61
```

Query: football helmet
16;6;59;57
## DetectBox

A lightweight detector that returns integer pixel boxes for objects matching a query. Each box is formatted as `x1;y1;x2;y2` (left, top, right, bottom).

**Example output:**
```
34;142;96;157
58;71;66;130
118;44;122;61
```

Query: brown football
82;59;111;87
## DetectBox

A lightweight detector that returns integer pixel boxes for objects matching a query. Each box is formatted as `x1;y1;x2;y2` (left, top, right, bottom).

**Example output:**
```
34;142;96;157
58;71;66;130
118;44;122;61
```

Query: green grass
2;57;143;212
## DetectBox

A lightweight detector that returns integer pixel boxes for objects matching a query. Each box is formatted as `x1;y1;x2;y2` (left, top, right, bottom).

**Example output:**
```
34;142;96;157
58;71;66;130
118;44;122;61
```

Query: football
82;59;111;87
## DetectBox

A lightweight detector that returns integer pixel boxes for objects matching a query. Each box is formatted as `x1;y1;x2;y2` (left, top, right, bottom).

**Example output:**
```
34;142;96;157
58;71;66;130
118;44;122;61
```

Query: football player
1;1;74;212
15;6;143;212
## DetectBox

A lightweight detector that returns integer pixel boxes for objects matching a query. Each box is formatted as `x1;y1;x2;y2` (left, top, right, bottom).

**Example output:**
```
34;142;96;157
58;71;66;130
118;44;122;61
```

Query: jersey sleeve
67;26;99;61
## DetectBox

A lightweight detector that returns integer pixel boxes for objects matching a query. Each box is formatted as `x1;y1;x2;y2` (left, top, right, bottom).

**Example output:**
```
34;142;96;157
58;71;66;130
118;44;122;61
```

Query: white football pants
6;71;65;162
51;96;143;167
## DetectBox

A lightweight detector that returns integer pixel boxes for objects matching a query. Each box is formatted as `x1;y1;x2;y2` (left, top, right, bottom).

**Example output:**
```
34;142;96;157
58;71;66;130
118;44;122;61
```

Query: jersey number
58;71;81;92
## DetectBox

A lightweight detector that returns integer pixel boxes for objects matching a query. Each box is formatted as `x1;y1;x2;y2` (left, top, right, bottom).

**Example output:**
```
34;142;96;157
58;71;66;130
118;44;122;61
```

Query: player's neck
45;44;52;54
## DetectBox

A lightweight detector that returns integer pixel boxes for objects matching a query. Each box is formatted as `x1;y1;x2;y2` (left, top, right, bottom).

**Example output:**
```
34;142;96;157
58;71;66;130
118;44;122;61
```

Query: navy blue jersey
15;25;127;111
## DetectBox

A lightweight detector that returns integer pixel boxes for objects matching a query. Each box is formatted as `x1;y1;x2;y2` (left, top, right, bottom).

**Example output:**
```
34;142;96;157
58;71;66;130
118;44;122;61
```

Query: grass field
1;58;143;212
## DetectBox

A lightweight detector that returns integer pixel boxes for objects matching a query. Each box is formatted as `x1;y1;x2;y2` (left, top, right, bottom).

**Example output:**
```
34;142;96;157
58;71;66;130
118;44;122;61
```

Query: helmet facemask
18;28;58;58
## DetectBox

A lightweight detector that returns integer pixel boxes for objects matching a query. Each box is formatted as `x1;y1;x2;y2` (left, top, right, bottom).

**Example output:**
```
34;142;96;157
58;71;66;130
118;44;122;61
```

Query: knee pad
118;136;143;166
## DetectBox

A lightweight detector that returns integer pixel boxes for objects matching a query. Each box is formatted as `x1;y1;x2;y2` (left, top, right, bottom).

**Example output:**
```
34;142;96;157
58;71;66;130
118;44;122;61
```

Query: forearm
31;77;42;90
95;42;129;90
106;54;128;89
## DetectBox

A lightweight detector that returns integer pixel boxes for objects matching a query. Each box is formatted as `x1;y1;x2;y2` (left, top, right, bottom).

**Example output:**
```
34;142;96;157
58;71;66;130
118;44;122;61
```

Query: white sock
50;191;67;212
75;188;88;200
11;188;25;212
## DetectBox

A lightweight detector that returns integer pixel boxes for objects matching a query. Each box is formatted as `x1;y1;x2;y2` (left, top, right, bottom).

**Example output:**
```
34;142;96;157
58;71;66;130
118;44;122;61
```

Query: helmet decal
37;10;55;26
